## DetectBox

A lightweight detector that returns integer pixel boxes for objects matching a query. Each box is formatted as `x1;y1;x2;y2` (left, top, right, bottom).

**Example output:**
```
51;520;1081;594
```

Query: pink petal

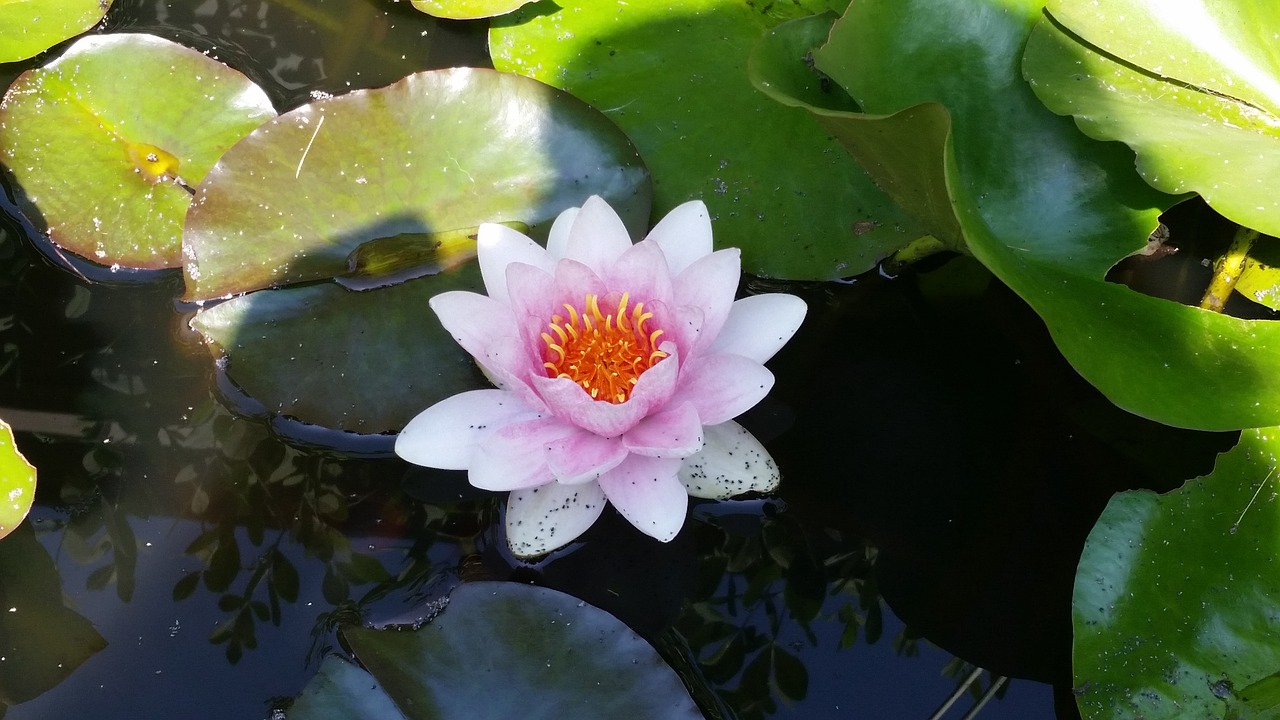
673;248;741;356
622;401;705;459
394;389;538;470
505;261;559;324
678;421;779;499
645;200;712;276
676;353;774;425
562;195;633;275
506;480;607;558
605;240;673;308
546;206;579;260
597;455;688;542
477;223;553;305
470;417;574;491
429;291;516;363
546;430;629;484
477;335;549;413
531;343;680;437
710;294;807;363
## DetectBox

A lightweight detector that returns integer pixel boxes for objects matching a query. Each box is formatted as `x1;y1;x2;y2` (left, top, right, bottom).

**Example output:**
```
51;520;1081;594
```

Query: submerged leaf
0;33;275;269
409;0;533;20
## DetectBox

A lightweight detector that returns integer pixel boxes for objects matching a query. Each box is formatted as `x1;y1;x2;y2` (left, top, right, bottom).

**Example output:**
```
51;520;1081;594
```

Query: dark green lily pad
409;0;533;20
0;33;275;269
0;420;34;539
182;66;650;300
0;0;112;63
290;656;406;720
753;0;1280;431
1073;427;1280;719
191;269;485;434
490;0;927;281
1023;0;1280;237
307;581;702;720
0;524;107;707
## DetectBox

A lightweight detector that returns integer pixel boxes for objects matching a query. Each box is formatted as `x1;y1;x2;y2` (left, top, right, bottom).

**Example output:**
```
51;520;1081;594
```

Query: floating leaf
1073;427;1280;719
409;0;534;20
0;420;33;540
319;581;703;720
290;656;406;720
0;33;275;269
182;66;650;300
490;0;927;281
764;0;1280;431
1023;0;1280;237
0;0;112;63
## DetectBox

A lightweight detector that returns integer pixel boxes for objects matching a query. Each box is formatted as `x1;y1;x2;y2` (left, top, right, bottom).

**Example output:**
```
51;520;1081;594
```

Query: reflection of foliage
672;511;878;719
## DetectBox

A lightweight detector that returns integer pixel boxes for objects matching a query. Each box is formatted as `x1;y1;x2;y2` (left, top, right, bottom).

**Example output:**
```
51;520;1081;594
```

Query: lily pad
182;66;650;300
754;0;1280;431
0;420;34;539
0;524;107;708
0;33;275;269
306;581;703;720
1023;0;1280;237
191;270;486;435
290;656;406;720
0;0;112;63
409;0;533;20
490;0;927;281
1073;427;1280;719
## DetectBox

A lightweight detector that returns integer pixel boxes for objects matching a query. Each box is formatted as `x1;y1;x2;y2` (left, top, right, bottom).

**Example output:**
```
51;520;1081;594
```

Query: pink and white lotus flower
395;196;806;557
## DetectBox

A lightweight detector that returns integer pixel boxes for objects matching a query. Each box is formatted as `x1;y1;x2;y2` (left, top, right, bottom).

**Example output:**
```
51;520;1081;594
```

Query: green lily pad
290;656;406;720
0;33;275;269
409;0;533;20
1023;0;1280;238
191;270;485;435
0;420;34;539
1073;427;1280;719
490;0;928;281
0;0;112;63
309;581;702;720
182;66;650;301
0;524;107;707
754;0;1280;431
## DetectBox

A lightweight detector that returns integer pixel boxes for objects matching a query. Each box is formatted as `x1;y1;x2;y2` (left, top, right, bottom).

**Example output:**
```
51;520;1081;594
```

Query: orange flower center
541;292;668;404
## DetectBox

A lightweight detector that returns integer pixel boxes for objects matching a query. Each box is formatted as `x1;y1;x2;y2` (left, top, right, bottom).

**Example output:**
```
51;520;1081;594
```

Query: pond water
0;1;1233;719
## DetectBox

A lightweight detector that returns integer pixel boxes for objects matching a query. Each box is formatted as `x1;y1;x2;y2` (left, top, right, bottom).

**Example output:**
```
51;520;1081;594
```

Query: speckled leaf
1024;0;1280;236
0;33;275;269
338;581;703;720
0;0;112;63
795;0;1280;431
0;420;33;540
182;67;650;300
190;269;485;435
490;0;928;281
1073;427;1280;719
409;0;533;20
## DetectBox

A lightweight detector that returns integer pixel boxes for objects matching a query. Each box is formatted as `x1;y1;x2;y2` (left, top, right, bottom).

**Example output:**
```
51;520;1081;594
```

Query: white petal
709;294;807;363
597;455;688;542
506;481;607;558
646;200;713;276
470;417;573;491
563;195;633;275
395;389;537;470
429;291;515;363
678;421;779;499
478;223;553;305
546;206;579;260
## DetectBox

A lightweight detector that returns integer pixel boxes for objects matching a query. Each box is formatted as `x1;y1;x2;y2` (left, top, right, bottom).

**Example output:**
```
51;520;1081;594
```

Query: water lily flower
395;196;806;557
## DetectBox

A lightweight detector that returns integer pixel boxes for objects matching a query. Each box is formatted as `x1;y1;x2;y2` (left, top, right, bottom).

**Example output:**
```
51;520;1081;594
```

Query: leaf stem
1200;227;1260;313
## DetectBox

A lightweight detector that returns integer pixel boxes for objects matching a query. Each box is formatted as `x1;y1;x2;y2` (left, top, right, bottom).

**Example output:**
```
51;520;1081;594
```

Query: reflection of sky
772;599;1055;719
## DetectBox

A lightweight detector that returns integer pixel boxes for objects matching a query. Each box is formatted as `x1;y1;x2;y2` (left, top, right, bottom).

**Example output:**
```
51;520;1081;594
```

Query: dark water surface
0;2;1232;718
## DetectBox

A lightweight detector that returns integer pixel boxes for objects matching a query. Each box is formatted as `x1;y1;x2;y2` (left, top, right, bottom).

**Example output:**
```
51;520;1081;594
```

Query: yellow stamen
540;292;669;404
